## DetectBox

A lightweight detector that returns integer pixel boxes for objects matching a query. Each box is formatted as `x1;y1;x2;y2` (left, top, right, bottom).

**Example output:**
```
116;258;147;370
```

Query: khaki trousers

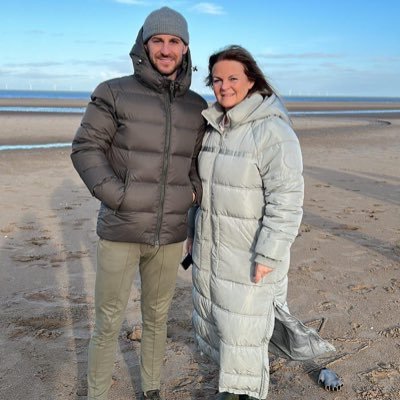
87;239;183;399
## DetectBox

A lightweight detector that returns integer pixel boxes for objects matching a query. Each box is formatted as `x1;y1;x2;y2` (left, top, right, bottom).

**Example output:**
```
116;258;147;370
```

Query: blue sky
1;0;400;97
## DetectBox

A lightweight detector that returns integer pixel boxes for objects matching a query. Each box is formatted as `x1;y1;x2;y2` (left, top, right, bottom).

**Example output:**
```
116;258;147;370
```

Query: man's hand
253;263;273;283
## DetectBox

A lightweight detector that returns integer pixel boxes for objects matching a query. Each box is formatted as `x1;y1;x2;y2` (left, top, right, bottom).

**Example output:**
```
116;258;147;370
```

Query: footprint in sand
348;284;376;294
72;217;92;229
26;235;51;246
1;222;17;234
24;290;57;303
300;223;311;233
9;312;68;339
317;301;337;311
333;223;359;231
12;254;46;263
17;223;36;231
24;288;90;305
383;278;400;292
7;288;91;339
394;241;400;256
379;326;400;338
357;363;400;397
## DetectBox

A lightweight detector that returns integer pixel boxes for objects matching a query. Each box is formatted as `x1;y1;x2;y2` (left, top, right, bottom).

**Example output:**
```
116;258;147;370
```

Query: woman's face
211;60;255;110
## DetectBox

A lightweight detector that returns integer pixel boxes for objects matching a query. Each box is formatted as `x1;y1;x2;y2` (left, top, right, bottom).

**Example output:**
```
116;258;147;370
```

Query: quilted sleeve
254;118;304;264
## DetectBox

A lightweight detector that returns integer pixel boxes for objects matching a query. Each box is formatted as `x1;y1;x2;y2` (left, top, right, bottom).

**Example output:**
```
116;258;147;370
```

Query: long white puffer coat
192;93;304;399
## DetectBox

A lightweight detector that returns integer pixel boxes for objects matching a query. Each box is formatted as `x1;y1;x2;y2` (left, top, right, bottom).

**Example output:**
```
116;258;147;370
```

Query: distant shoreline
0;98;89;108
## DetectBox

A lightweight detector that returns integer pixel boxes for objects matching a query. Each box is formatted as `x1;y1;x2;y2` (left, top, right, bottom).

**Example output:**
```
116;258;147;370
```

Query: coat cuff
254;254;280;270
255;236;290;262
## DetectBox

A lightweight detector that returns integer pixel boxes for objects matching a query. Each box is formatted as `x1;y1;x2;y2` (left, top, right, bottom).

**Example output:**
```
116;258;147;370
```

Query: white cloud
191;2;225;15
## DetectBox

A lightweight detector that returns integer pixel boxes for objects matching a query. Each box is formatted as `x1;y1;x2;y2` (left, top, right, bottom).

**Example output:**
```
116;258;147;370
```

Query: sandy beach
0;99;399;400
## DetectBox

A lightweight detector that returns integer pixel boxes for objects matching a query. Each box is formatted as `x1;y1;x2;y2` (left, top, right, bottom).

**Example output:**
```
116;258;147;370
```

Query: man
71;7;207;400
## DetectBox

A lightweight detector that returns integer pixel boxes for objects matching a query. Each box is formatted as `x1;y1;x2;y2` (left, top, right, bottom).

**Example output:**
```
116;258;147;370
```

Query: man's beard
160;67;181;79
149;58;182;79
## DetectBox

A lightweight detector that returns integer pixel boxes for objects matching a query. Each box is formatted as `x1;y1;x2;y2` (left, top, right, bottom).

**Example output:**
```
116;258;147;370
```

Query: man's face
145;34;188;80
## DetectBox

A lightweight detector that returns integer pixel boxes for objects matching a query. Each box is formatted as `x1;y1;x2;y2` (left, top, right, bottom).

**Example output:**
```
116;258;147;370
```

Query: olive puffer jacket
71;28;207;245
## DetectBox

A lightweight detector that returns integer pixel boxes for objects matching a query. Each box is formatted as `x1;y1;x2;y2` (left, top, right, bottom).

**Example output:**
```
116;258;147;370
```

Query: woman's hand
253;263;273;283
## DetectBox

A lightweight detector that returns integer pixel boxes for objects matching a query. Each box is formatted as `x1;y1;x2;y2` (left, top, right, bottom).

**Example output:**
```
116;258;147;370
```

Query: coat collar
202;93;291;134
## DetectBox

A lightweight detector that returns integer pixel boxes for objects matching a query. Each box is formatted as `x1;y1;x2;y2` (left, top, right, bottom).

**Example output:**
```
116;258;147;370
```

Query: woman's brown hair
205;45;275;97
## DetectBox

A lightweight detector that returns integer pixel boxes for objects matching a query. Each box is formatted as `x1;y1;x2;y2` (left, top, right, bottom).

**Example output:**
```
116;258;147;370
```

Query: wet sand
0;98;89;108
0;100;399;399
1;97;400;111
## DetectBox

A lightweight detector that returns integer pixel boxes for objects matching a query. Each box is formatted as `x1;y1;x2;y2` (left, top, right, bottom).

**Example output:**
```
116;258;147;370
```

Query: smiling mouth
158;57;173;64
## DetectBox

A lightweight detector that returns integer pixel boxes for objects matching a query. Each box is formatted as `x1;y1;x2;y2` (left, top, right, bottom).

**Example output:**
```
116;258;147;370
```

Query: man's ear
183;45;188;55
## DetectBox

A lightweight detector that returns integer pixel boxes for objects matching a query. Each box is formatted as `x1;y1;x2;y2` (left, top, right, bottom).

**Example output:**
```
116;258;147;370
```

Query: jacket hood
129;27;192;96
202;93;291;133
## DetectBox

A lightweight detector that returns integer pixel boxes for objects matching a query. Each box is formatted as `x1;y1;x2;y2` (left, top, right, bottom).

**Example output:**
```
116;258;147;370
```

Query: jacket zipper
154;82;174;245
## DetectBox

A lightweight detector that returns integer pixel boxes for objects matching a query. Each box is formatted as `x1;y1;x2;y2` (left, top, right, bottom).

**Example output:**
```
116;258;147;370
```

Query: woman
190;45;336;400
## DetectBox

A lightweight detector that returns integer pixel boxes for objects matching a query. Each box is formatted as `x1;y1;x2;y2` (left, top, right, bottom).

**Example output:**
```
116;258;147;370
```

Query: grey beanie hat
142;7;189;44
